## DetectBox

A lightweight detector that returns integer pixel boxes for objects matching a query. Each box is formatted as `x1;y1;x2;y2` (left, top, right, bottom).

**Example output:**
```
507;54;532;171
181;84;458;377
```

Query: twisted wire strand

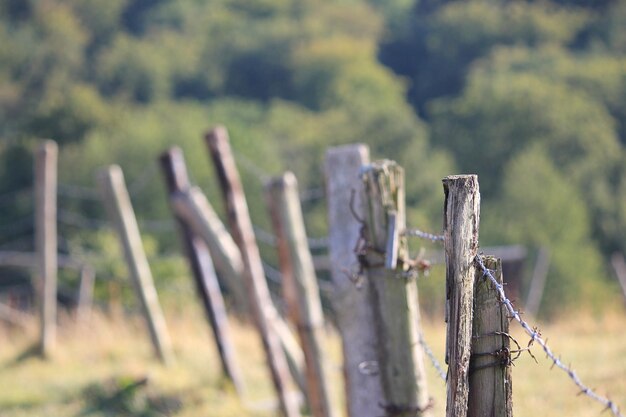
475;254;624;417
419;332;446;381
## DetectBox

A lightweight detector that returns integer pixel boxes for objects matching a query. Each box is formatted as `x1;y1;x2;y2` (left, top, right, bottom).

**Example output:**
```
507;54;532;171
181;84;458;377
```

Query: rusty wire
475;254;624;417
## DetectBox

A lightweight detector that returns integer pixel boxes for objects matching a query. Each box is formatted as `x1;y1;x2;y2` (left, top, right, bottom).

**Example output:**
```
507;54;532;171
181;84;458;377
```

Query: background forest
1;0;625;316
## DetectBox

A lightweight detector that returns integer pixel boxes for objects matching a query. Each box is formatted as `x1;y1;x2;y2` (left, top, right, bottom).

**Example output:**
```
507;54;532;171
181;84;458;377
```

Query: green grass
0;309;624;416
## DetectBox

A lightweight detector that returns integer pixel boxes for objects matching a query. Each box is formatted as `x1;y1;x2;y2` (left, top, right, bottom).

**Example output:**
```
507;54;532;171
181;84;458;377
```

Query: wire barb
474;254;625;417
403;228;445;242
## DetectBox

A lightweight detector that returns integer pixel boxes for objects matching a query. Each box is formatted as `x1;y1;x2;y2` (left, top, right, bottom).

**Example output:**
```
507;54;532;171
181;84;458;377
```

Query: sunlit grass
0;308;624;416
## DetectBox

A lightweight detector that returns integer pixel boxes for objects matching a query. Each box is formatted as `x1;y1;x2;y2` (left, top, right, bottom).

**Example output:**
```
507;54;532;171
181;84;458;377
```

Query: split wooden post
34;140;58;358
362;161;432;416
443;174;480;417
170;186;249;315
159;148;244;393
468;257;513;417
205;127;302;417
266;172;337;417
325;144;385;417
97;165;174;365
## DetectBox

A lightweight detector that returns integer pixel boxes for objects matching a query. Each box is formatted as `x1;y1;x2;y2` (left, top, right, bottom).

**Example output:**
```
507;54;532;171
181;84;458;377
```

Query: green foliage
483;146;613;315
0;0;625;315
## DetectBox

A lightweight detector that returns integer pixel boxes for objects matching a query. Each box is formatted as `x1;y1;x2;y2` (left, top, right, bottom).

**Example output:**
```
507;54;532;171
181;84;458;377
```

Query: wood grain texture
468;257;513;417
325;144;384;417
363;161;432;417
443;175;480;417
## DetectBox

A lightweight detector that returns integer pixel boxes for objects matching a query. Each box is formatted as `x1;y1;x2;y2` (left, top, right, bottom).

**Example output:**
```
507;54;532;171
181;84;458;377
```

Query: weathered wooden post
160;148;244;393
98;165;174;365
443;175;480;417
35;140;58;358
266;172;337;417
205;127;302;417
468;256;513;417
362;161;432;417
171;186;249;314
325;144;384;417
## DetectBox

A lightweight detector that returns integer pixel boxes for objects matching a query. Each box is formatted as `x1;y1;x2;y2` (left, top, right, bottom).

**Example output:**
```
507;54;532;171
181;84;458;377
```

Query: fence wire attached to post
475;254;624;417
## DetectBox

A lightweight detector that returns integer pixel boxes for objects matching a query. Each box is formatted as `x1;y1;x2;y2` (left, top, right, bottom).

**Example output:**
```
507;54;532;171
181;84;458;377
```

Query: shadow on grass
2;343;42;369
78;375;183;417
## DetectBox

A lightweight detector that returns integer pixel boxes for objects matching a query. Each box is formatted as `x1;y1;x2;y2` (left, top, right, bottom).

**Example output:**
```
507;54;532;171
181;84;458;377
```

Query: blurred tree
484;145;615;315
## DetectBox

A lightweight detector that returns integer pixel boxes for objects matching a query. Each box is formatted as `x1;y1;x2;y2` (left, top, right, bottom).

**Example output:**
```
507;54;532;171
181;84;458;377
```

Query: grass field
0;308;624;416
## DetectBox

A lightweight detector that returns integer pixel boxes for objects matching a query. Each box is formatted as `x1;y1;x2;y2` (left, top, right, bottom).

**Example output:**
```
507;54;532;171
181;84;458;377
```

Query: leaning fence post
325;144;384;417
205;127;302;417
443;175;480;417
468;256;513;417
170;186;249;315
362;161;432;416
159;148;244;393
266;172;337;417
34;140;58;358
98;165;174;365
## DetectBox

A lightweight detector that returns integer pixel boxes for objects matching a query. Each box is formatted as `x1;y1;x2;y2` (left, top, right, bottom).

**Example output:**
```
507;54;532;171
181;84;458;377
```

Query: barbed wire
252;224;328;250
127;163;159;196
0;186;32;208
0;215;33;234
419;332;446;381
475;254;624;417
232;149;325;204
57;210;109;230
57;183;100;201
403;228;445;242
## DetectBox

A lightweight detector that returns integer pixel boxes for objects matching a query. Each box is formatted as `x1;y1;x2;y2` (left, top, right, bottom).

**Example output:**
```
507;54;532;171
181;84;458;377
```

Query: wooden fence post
266;172;337;417
325;144;385;417
205;127;302;417
170;186;248;315
443;174;480;417
468;256;513;417
159;148;244;393
77;265;95;323
35;140;58;358
362;161;432;416
610;252;626;305
97;165;174;365
525;247;551;317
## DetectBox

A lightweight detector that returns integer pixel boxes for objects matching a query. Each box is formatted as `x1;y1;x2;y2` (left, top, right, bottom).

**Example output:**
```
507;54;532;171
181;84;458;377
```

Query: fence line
404;228;445;242
475;254;624;417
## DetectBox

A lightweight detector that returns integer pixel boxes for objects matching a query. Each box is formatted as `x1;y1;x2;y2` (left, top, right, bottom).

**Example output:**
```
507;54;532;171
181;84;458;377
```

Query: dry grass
0;308;624;416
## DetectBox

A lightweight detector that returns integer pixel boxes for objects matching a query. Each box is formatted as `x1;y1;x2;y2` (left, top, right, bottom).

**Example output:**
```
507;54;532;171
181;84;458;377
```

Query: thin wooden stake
160;148;244;393
325;144;384;417
362;161;431;417
468;257;513;417
77;265;95;324
266;172;337;417
443;174;480;417
205;127;302;417
35;140;58;358
98;165;174;365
